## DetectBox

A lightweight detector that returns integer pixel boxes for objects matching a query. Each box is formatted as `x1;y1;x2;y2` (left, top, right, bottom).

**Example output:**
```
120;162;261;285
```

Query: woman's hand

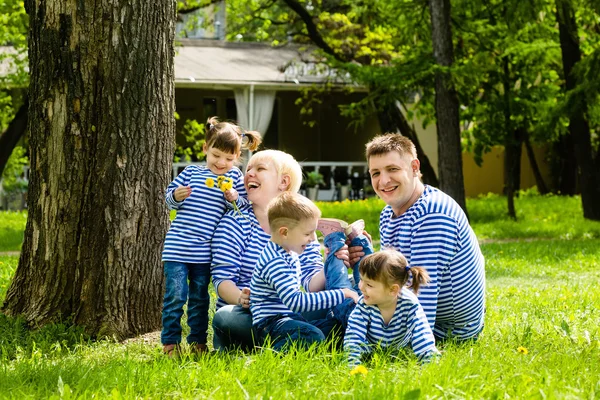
173;186;192;202
238;287;251;309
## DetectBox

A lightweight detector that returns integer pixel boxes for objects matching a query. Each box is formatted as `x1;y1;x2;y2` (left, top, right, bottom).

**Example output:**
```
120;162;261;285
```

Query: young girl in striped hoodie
344;249;440;366
161;117;261;356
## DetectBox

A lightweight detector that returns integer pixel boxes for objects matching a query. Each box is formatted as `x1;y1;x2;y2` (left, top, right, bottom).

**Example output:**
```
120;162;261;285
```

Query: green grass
1;195;600;398
0;211;26;252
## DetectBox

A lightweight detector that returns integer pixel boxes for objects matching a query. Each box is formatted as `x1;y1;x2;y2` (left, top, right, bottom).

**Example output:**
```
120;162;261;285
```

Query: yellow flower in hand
219;177;234;192
517;346;529;355
205;178;215;188
350;365;368;376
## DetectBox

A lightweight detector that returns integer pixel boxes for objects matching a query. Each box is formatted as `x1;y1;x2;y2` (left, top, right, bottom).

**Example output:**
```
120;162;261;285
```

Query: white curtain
234;88;276;137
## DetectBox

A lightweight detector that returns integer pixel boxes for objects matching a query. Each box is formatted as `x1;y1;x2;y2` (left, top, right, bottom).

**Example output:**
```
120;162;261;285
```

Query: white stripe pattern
379;185;486;339
250;241;345;325
211;204;324;309
161;165;246;263
344;289;439;366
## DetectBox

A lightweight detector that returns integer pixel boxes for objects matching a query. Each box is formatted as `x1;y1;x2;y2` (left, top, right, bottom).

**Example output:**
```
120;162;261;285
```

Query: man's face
368;151;419;214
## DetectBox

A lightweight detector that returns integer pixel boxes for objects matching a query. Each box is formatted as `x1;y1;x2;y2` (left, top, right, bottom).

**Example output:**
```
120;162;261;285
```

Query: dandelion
517;346;528;355
205;178;215;188
350;365;368;376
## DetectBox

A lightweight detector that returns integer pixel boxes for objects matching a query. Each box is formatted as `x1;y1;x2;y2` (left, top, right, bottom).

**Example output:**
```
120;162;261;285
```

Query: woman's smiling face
245;159;283;207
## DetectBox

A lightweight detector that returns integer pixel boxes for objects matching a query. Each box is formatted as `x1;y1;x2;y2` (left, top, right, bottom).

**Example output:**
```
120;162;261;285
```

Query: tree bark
428;0;467;213
552;134;577;195
504;129;522;220
523;133;548;195
556;0;600;220
376;102;439;187
0;98;28;178
2;0;176;339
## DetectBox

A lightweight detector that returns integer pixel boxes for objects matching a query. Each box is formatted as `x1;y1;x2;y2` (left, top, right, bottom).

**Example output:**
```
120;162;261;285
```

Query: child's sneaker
347;219;365;241
163;344;181;358
317;218;349;237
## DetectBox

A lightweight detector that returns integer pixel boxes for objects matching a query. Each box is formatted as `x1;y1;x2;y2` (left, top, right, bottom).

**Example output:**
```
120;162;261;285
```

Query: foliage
173;119;206;162
303;170;325;187
1;145;28;195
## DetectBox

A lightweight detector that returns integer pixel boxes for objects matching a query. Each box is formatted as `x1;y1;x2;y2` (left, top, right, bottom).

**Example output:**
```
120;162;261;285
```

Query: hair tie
405;265;411;273
241;133;246;138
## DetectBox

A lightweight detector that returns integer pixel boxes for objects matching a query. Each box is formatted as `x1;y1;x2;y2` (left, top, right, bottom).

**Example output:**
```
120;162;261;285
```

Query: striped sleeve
264;258;344;313
299;241;324;290
344;302;371;367
406;301;440;362
409;213;460;328
211;211;247;295
165;166;192;210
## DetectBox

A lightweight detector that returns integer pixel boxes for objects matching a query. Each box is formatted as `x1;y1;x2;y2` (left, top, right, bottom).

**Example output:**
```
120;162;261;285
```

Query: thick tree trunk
376;102;439;187
556;0;600;220
429;0;467;213
0;98;28;178
523;134;549;195
2;0;176;338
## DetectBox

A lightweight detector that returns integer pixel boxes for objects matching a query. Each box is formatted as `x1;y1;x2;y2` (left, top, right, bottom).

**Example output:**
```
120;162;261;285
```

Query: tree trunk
523;133;549;195
556;0;600;220
2;0;176;339
428;0;467;213
376;102;439;187
0;97;28;178
504;129;523;220
552;134;577;195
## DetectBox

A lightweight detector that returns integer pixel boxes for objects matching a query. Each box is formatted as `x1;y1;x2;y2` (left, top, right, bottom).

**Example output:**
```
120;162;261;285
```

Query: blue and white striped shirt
379;185;485;339
250;241;345;325
212;204;324;309
162;165;246;263
344;289;439;366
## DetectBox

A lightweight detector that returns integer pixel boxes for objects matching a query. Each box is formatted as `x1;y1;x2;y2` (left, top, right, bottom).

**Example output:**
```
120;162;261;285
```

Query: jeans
161;261;211;345
323;232;374;293
212;305;255;351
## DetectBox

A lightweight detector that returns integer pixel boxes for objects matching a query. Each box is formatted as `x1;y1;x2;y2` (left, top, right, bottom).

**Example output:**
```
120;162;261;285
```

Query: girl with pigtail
161;117;261;356
344;249;441;367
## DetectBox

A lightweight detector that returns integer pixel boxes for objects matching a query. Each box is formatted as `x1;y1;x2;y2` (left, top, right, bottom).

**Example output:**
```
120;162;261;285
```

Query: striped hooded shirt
379;185;485;340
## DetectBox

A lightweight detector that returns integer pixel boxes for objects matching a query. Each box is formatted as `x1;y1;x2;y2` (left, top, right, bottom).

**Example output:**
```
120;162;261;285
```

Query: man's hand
173;186;192;202
348;230;372;268
224;188;239;203
238;287;251;309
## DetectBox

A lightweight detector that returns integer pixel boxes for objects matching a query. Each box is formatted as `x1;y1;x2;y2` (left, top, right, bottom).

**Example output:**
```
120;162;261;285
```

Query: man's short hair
365;133;418;161
267;192;321;231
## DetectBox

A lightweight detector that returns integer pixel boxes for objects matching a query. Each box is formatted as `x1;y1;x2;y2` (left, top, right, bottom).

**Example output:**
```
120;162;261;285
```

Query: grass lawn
1;194;600;398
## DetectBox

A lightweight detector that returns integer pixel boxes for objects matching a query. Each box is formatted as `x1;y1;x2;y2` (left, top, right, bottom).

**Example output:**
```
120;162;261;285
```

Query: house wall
175;87;551;197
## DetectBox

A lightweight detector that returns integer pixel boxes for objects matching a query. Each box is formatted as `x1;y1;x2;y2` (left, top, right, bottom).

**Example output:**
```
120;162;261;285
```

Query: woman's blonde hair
248;150;303;193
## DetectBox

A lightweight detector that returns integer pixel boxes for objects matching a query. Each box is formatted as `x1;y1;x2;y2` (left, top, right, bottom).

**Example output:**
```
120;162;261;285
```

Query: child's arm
264;258;347;313
407;302;441;363
344;303;371;367
224;168;249;208
165;166;193;210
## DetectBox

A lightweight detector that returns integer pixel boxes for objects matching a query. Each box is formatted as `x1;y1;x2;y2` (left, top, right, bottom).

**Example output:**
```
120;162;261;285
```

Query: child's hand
173;186;192;202
224;188;239;203
342;288;359;303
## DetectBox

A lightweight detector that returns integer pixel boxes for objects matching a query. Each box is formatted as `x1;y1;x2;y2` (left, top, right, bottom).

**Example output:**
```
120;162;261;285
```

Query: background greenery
1;194;599;398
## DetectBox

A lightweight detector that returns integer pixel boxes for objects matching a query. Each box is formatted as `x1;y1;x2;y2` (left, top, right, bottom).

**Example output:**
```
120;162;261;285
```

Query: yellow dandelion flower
217;175;225;183
517;346;528;355
350;365;368;376
205;178;215;188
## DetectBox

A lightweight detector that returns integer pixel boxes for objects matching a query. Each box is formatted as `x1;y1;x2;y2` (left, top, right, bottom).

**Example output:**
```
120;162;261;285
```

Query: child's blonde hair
205;116;262;155
359;249;430;294
267;192;321;232
248;150;303;193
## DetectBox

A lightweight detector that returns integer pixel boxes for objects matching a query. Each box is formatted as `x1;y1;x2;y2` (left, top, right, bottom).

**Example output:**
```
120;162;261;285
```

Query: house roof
174;39;360;90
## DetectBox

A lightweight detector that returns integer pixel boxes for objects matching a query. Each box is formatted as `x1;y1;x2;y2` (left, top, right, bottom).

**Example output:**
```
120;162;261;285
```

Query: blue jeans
212;305;255;351
161;261;211;345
